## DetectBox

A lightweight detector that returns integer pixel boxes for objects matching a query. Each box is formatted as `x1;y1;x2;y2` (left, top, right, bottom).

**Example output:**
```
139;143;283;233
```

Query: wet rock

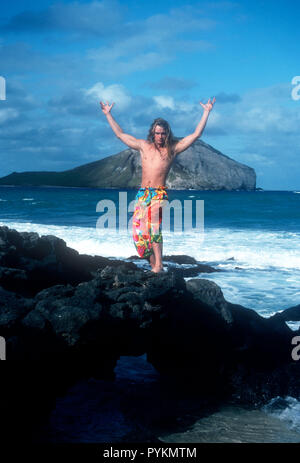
0;225;299;442
186;278;233;324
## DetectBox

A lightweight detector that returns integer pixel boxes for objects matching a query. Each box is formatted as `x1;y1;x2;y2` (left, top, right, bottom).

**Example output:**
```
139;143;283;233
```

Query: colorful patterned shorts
132;186;168;258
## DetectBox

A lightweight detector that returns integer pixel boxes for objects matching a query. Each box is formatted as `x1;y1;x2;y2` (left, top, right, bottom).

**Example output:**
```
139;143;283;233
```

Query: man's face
154;125;167;147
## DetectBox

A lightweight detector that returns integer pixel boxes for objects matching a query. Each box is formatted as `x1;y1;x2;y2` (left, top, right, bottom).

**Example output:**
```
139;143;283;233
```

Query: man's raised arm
100;101;144;151
173;97;216;156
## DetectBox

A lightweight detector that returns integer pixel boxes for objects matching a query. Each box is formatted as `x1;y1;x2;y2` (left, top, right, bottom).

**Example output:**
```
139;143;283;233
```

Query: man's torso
139;140;176;188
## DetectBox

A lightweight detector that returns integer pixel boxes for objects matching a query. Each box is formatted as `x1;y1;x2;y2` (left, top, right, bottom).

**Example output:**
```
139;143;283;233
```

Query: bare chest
141;145;172;169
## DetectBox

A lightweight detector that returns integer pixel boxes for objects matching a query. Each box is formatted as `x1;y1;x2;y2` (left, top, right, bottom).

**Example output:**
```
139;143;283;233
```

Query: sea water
1;186;300;442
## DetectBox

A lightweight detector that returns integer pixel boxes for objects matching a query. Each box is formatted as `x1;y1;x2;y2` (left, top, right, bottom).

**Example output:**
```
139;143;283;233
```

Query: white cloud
209;83;300;137
87;5;215;76
85;82;132;110
234;103;300;134
153;96;176;110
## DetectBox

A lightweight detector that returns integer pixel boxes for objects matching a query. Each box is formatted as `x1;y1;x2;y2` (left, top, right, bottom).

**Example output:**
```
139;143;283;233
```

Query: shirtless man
100;97;216;272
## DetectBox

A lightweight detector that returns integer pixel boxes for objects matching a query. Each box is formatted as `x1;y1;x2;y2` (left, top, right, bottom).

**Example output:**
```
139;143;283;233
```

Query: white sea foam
191;228;300;270
0;222;299;270
1;220;300;319
1;222;300;271
263;397;300;433
0;221;136;258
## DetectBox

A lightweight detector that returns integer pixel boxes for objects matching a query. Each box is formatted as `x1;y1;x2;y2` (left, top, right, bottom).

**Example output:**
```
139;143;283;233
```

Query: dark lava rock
0;225;299;443
0;225;136;296
128;253;221;278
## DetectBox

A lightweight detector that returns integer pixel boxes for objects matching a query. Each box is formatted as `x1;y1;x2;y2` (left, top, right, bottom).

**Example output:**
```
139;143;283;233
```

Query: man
100;97;216;272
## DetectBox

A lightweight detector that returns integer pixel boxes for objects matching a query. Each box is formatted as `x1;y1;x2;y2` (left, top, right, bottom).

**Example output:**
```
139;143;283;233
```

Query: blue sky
0;0;299;189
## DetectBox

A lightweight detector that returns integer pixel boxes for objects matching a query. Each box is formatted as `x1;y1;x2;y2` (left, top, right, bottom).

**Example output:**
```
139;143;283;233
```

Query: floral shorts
132;186;168;258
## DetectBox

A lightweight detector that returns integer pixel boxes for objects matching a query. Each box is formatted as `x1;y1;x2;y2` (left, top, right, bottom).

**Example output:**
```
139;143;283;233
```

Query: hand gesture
199;97;216;112
100;101;115;115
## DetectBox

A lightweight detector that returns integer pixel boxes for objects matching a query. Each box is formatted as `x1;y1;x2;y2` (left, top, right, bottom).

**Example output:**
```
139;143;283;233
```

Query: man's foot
151;265;164;273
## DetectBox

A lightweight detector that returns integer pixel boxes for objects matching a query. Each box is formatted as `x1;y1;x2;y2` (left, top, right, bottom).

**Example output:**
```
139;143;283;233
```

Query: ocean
1;185;300;443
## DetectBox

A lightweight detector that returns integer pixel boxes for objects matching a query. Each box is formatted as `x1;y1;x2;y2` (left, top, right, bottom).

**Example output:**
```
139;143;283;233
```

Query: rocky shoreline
0;225;299;442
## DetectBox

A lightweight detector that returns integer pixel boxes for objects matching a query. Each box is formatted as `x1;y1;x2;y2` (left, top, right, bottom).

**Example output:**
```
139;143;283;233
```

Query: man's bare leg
151;241;163;273
148;201;164;273
149;253;156;270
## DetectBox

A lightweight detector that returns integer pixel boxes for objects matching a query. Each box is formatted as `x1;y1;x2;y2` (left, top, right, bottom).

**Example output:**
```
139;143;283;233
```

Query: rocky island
0;139;256;190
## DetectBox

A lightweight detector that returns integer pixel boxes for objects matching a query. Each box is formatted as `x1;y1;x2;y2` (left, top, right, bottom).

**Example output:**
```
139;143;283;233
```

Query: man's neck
154;142;166;151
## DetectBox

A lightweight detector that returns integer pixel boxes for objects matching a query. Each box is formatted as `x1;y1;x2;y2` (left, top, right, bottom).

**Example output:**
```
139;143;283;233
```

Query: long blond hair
147;118;175;158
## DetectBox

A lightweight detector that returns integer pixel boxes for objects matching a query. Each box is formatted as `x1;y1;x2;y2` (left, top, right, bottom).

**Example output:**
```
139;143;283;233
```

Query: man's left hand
200;97;216;112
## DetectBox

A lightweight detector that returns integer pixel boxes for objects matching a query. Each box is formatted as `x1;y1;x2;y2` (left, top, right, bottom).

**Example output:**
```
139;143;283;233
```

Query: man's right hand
100;101;115;115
